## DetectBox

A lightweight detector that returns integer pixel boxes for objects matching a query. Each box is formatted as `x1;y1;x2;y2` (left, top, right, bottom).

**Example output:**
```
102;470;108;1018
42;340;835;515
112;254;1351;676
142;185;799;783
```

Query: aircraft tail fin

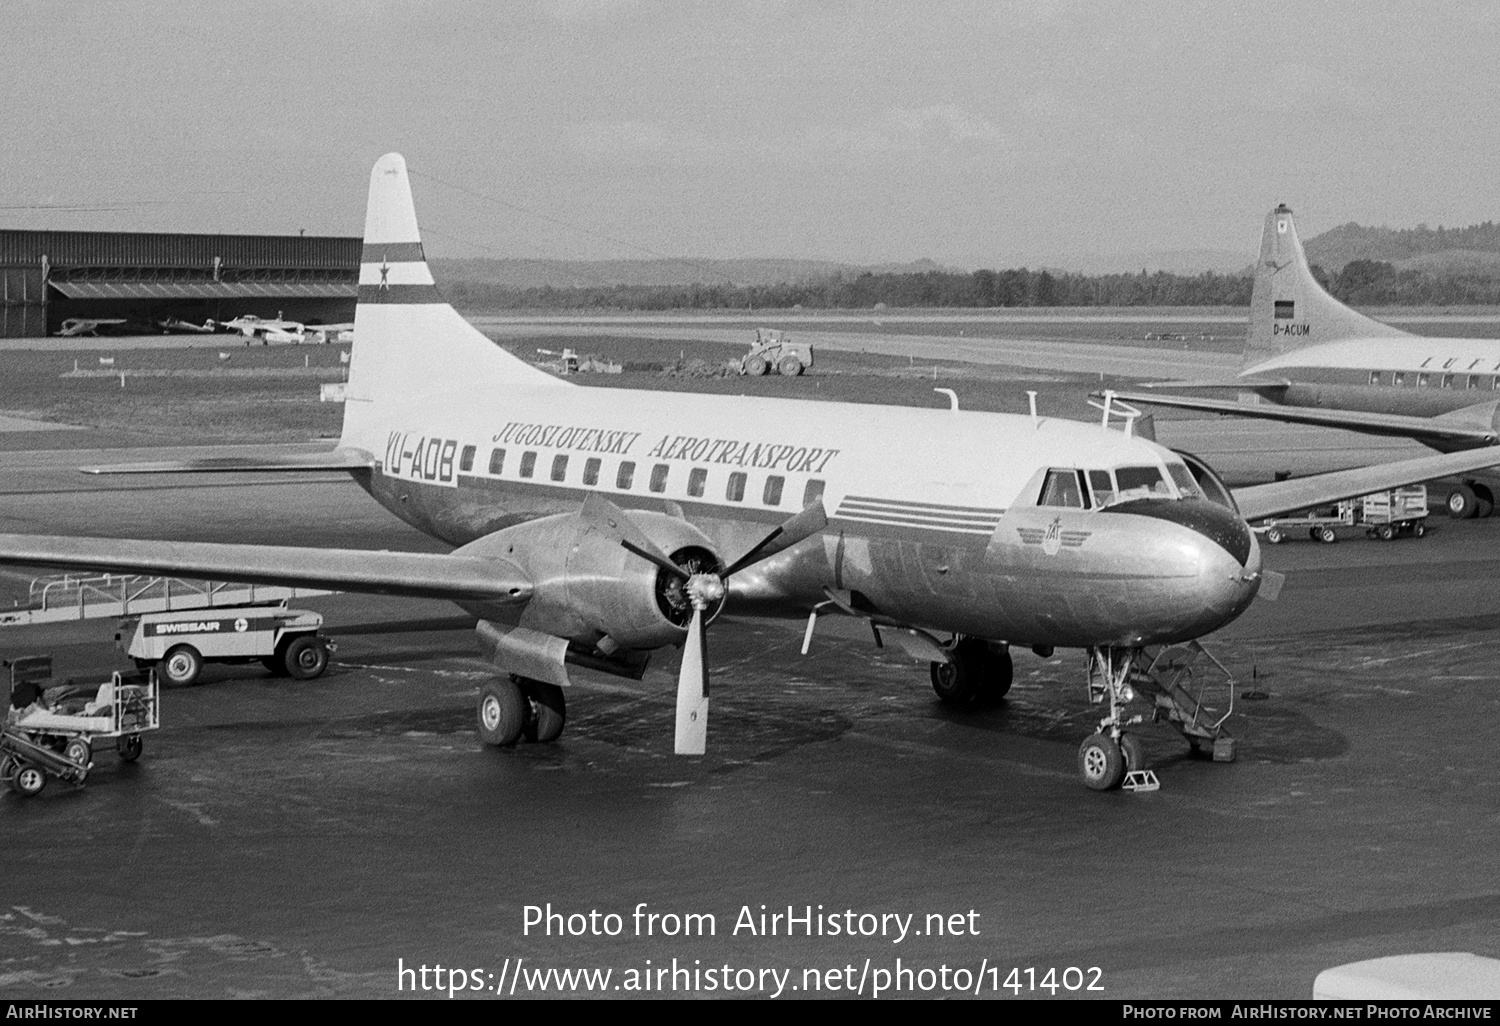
343;153;565;440
1242;204;1409;371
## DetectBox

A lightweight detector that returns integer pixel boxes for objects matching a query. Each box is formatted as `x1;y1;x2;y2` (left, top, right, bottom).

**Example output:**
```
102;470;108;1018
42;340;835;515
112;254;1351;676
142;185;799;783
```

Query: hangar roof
48;281;357;300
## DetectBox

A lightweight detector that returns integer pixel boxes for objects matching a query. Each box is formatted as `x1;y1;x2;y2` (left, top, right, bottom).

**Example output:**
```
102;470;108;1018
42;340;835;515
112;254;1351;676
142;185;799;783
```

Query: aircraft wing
0;535;531;603
1110;391;1499;444
1136;378;1290;389
80;448;378;475
1233;447;1500;522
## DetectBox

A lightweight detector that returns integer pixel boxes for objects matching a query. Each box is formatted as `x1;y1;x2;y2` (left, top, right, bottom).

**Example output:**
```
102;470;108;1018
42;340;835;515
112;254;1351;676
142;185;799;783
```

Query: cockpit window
1088;469;1116;508
1038;469;1088;508
1114;465;1172;501
1165;462;1202;498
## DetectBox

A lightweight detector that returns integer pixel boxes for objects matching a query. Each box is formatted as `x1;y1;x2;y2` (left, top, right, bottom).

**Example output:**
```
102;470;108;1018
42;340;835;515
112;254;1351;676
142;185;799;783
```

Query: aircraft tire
159;645;202;687
520;680;566;743
777;355;803;377
477;678;527;746
283;635;329;680
1120;733;1147;773
1479;498;1495;519
1078;733;1125;791
984;646;1013;700
1448;485;1479;519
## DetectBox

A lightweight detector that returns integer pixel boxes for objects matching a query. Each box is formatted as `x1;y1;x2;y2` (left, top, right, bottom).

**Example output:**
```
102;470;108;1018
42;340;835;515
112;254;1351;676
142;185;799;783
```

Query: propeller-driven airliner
3;156;1497;790
1113;204;1500;518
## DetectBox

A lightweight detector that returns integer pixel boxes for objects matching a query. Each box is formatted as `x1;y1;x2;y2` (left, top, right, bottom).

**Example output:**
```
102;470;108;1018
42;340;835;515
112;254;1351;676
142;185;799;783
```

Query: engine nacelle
454;510;722;651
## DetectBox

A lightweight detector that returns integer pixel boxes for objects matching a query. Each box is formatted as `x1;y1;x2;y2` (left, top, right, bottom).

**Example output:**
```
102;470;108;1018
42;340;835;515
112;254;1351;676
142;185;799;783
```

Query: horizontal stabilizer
80;448;377;475
1233;447;1500;522
1136;378;1290;390
1109;391;1499;444
0;534;531;603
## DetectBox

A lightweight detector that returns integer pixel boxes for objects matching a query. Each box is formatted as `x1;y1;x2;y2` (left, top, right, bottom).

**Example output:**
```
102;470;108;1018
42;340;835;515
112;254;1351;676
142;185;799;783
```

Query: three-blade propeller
580;493;828;754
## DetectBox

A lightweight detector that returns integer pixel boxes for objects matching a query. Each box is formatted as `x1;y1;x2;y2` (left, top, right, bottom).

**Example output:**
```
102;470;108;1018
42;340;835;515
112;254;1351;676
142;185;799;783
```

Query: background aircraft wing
1233;447;1500;521
0;535;531;603
80;447;378;475
1111;391;1499;444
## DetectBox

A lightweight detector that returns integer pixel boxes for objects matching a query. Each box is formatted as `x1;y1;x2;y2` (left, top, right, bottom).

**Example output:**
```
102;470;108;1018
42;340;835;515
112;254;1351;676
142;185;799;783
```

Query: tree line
442;263;1500;311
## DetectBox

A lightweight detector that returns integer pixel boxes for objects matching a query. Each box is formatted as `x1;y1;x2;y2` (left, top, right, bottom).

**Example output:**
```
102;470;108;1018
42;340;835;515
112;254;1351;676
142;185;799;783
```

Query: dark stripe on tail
360;241;426;263
358;283;446;304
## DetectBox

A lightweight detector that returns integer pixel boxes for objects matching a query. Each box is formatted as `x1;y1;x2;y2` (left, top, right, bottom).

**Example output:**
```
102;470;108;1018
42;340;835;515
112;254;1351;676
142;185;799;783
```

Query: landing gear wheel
987;646;1014;700
477;678;526;746
520;679;566;743
1479;498;1495;519
117;734;142;762
745;356;768;376
1266;528;1283;544
1317;526;1337;543
12;763;45;797
63;739;90;767
1449;485;1479;519
777;355;803;377
283;635;329;680
159;645;202;686
929;638;1007;705
1077;733;1125;791
1119;733;1147;773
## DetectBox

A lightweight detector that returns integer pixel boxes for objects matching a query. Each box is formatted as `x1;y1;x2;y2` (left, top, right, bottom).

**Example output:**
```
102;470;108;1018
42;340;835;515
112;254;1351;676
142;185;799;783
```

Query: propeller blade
580;493;688;580
721;500;829;578
673;605;709;755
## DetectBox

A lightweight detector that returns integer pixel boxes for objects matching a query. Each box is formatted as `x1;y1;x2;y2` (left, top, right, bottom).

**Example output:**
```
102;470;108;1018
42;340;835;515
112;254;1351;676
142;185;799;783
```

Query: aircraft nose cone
1108;497;1254;567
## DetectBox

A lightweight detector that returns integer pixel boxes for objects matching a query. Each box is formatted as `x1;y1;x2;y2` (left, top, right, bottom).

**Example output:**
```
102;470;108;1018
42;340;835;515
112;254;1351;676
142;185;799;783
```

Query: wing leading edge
1233;447;1500;522
1108;391;1499;445
0;535;531;604
79;448;378;475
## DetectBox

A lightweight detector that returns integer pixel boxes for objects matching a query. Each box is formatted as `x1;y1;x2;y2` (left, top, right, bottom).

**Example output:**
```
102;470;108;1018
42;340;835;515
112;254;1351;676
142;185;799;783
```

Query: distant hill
1304;221;1500;275
1046;248;1252;275
428;256;960;289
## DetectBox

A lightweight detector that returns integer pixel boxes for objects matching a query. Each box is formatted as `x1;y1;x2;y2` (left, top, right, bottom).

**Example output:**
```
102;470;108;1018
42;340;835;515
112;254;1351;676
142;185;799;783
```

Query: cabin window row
467;446;824;508
1368;370;1500;390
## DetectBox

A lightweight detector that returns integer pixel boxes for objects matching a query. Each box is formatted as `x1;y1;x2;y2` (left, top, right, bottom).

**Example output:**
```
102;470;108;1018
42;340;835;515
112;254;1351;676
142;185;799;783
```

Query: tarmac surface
1;444;1499;1000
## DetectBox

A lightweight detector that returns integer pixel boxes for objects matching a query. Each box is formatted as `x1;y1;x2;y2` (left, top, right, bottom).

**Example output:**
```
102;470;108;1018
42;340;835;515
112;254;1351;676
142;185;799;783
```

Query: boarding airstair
0;573;332;627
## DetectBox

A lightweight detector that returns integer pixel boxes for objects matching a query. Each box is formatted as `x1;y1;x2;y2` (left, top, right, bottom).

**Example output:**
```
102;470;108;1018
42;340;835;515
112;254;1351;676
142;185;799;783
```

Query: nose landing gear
1080;642;1236;790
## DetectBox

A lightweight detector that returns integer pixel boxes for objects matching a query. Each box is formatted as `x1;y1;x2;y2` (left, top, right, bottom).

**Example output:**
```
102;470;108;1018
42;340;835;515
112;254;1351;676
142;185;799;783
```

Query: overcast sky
3;0;1498;268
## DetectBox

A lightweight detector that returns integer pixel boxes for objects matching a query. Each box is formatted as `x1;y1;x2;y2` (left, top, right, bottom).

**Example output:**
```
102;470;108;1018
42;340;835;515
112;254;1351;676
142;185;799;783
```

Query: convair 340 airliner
1115;204;1500;518
2;155;1497;791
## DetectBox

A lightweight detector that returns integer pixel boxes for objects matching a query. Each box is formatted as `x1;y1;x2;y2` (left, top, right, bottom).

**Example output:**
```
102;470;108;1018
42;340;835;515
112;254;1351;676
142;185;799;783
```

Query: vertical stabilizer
1242;204;1408;371
343;153;566;443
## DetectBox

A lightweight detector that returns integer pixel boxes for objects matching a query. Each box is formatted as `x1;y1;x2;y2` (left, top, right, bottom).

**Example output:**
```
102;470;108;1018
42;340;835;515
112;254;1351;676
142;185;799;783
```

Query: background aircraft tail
343;153;566;441
1241;204;1408;371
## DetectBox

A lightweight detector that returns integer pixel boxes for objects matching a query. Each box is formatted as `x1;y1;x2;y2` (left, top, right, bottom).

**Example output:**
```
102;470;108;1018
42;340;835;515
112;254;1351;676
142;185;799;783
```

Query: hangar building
0;230;359;338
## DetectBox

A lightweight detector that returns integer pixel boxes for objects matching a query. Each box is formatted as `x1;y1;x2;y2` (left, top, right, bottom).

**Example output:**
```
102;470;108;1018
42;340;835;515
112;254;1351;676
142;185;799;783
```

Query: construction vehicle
738;328;813;377
2;656;160;797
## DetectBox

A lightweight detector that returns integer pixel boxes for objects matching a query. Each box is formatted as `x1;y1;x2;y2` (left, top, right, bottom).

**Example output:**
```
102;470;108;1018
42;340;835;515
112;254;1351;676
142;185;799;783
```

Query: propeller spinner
580;493;828;754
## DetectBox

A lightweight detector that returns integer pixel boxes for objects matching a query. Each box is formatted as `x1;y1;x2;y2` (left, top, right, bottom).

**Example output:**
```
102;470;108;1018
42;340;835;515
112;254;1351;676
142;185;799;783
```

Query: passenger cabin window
1393;372;1407;387
488;448;505;475
1417;372;1431;387
1087;469;1115;508
459;445;476;472
519;451;537;478
649;463;669;493
551;454;568;482
1114;465;1172;502
1369;371;1383;386
1442;374;1455;389
726;471;747;502
763;475;784;506
803;478;826;508
1038;469;1087;509
1471;376;1487;390
687;467;707;498
583;457;601;486
616;461;635;489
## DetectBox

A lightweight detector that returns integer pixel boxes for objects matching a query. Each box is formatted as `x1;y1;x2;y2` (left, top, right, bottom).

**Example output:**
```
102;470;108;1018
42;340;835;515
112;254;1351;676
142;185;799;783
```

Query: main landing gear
477;676;567;747
1077;643;1237;791
928;638;1013;706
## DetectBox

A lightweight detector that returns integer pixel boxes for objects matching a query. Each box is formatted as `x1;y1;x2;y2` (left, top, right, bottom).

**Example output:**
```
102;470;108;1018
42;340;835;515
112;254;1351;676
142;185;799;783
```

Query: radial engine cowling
453;510;723;650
